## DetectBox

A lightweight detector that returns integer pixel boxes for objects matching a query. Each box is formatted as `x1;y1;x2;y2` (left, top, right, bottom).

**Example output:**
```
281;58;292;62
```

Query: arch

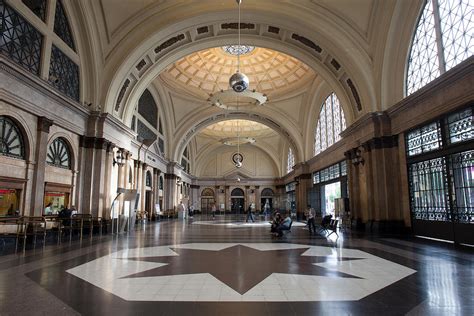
201;188;214;196
261;188;274;197
173;111;304;168
0;116;26;160
46;137;72;169
102;7;371;124
231;188;245;197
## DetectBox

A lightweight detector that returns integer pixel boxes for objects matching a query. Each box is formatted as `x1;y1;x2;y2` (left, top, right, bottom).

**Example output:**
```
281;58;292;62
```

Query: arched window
406;0;473;95
146;171;152;187
287;147;295;174
261;188;274;197
46;138;71;169
201;188;214;196
231;188;245;196
0;116;25;159
314;93;346;155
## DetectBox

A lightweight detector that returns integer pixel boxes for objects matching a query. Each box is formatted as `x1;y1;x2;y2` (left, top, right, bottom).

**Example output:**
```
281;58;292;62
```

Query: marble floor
0;215;472;315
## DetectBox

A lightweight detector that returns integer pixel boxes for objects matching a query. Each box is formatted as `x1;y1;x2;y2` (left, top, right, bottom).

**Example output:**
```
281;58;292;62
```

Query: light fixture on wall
228;0;249;93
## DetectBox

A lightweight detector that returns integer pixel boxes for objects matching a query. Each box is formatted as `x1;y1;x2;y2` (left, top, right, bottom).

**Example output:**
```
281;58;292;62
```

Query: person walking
306;205;316;235
246;204;254;223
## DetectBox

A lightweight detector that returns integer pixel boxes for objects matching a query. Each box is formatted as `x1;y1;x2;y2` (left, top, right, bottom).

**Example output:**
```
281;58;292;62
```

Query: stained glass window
22;0;47;21
406;0;473;95
49;45;79;101
46;137;71;169
406;121;443;156
0;116;25;159
287;147;295;174
314;93;346;155
0;1;43;75
53;0;75;51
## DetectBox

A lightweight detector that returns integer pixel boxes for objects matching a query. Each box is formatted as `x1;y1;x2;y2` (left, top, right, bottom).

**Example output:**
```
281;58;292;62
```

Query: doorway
321;181;341;217
231;198;244;214
145;191;151;219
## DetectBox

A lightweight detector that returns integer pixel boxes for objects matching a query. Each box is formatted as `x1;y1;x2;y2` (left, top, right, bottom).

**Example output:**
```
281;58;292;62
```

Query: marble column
30;116;53;216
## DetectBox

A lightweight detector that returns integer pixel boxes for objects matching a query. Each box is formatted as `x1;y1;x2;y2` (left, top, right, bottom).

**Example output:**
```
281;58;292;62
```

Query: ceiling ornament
208;89;268;109
222;137;256;146
222;45;255;56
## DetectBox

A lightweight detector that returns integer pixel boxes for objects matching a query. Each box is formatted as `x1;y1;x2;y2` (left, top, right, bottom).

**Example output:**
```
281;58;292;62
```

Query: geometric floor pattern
67;243;416;302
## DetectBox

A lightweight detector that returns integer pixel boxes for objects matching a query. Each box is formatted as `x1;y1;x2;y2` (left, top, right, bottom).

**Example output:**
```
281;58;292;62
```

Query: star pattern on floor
120;245;364;294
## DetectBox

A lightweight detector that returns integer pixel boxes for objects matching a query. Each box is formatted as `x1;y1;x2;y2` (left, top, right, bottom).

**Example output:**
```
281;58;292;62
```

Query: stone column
90;138;110;217
140;163;147;213
225;186;230;212
79;136;95;214
30;116;53;216
255;186;261;212
346;136;404;233
102;143;114;219
164;173;177;213
295;174;312;220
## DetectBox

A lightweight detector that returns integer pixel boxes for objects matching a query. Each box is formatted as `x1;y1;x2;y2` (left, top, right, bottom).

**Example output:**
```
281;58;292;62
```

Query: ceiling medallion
221;137;256;146
209;89;268;109
222;45;255;56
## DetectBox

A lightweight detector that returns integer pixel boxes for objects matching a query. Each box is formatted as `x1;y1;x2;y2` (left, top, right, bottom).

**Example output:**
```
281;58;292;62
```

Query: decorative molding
37;116;53;133
115;78;130;111
291;33;322;53
154;34;185;54
346;78;362;111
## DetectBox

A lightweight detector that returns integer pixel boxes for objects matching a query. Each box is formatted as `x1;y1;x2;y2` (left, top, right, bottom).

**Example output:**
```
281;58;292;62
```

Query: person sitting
275;213;292;237
58;206;72;226
270;212;282;233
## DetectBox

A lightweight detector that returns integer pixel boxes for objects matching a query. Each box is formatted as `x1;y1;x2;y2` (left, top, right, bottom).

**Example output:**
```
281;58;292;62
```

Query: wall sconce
351;149;365;166
176;178;182;185
113;150;125;167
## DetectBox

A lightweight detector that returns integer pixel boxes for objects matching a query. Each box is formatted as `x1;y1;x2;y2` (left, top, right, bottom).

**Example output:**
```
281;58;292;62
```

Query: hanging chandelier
229;0;249;93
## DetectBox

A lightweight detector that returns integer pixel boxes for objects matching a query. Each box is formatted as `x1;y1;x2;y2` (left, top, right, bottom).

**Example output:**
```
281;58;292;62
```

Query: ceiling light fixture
228;0;249;93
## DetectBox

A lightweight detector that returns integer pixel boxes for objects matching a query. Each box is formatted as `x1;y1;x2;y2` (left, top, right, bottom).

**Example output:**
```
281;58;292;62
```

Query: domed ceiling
202;120;276;139
161;46;315;98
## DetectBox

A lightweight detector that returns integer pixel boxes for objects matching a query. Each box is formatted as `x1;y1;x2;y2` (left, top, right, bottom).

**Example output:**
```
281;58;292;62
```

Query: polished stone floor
0;215;472;315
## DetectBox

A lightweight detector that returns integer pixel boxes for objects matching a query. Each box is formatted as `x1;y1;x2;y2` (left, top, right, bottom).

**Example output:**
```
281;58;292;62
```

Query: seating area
0;214;105;253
